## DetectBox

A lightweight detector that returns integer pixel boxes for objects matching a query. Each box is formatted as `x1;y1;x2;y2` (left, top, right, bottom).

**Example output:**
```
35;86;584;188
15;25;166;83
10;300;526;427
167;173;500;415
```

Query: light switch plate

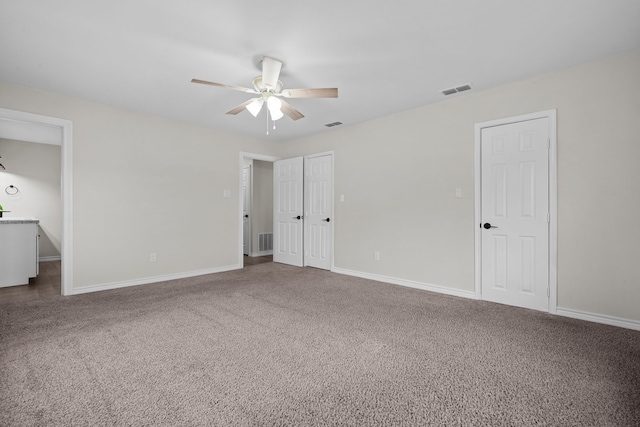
223;190;231;198
455;188;462;199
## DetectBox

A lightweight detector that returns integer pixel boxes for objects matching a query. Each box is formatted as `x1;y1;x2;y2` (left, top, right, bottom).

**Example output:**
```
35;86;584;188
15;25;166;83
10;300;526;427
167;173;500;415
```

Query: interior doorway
239;152;278;268
0;108;73;297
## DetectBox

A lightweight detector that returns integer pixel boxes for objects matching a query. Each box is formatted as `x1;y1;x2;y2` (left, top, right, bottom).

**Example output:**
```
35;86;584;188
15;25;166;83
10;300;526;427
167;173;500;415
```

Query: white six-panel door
273;157;304;267
304;154;333;270
481;117;550;311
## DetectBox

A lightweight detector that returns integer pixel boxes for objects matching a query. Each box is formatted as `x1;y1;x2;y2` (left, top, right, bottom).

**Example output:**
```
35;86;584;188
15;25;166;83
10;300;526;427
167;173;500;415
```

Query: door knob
244;214;249;218
483;223;497;229
294;215;302;220
322;218;331;222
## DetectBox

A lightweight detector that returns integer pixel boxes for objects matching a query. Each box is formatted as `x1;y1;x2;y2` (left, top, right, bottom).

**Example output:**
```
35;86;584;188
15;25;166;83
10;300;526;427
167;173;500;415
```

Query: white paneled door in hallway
480;116;551;311
273;157;304;267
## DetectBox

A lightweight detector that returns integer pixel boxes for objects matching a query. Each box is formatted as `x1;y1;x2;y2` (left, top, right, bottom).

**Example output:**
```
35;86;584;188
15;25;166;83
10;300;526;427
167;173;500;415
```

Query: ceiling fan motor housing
252;77;283;94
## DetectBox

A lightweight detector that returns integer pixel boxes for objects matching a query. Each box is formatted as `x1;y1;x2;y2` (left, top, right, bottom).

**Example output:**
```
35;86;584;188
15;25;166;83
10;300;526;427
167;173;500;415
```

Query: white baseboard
68;262;640;332
72;264;242;296
331;267;478;300
250;250;273;257
556;307;640;331
331;267;640;331
39;256;61;262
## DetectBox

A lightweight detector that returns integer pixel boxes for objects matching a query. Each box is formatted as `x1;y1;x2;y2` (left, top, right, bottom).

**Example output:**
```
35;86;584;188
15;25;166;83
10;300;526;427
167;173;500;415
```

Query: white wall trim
474;109;557;312
243;164;252;256
72;264;242;295
250;250;273;257
0;108;73;296
332;267;478;300
333;267;640;331
304;150;335;160
557;307;640;331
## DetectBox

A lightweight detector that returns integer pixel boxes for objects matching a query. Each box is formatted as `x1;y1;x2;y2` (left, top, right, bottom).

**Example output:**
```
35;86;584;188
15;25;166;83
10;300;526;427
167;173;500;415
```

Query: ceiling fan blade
225;99;254;115
280;88;338;98
191;79;258;94
261;56;282;90
280;99;305;121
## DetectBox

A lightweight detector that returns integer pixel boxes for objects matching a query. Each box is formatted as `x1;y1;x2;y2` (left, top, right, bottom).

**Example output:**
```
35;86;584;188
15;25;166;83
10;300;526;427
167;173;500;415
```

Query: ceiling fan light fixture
267;96;284;120
246;98;264;117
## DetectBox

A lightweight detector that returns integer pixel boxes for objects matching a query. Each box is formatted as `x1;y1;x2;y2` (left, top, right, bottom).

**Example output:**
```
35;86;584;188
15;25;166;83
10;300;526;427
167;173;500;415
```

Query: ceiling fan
191;56;338;123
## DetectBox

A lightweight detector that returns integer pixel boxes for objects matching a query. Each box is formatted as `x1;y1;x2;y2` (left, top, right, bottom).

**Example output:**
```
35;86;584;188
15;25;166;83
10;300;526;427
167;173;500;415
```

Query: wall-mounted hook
5;185;19;196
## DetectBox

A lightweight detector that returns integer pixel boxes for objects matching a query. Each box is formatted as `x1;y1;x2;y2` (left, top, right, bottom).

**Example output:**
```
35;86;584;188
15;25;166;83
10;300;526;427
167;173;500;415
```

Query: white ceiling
1;1;639;141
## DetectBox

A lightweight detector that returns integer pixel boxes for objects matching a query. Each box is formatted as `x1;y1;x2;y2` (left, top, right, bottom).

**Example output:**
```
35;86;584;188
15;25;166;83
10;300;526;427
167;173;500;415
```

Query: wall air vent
441;83;473;96
325;121;343;127
259;233;273;252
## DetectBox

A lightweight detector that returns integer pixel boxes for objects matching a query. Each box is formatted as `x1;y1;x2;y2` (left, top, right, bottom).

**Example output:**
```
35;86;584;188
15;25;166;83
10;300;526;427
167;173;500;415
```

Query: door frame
238;152;279;266
474;109;557;313
0;108;74;296
242;164;252;256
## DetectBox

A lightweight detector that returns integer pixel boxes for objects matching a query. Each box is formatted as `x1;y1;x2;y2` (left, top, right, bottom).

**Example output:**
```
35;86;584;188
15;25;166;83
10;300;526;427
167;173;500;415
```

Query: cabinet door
0;223;39;287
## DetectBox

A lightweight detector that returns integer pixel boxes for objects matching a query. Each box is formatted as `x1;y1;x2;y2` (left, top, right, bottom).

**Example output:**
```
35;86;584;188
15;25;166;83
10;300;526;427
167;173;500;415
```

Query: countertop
0;217;40;224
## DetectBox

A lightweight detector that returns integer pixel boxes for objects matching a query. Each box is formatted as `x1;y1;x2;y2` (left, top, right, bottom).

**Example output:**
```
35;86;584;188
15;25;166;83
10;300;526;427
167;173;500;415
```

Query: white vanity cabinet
0;218;39;288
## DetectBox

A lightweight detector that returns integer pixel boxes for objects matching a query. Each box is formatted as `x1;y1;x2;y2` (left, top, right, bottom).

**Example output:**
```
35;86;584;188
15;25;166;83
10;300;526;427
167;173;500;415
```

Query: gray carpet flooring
1;263;639;426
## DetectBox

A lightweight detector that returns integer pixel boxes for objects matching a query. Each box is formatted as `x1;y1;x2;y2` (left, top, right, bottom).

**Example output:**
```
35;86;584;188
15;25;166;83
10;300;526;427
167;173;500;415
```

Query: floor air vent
259;233;273;252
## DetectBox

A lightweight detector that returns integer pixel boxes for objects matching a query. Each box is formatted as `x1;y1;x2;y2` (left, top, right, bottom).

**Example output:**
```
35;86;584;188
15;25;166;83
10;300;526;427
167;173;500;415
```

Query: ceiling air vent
441;84;472;96
325;121;343;127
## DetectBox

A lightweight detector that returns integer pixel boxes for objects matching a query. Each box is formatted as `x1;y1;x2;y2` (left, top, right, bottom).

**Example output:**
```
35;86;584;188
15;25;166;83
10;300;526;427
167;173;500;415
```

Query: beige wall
280;50;640;322
0;138;62;258
0;84;278;289
1;49;639;323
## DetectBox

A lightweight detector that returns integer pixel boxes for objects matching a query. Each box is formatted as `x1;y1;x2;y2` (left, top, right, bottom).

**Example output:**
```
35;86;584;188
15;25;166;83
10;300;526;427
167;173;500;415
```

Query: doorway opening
239;152;278;268
0;108;73;298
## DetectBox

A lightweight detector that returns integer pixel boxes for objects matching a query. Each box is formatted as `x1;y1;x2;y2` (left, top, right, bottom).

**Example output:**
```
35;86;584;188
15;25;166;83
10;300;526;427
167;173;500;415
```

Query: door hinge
547;213;550;223
548;138;551;150
547;287;550;297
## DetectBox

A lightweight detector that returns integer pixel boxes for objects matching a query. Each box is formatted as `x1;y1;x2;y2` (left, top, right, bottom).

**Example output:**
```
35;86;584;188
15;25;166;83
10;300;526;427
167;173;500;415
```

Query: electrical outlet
150;253;157;262
374;251;380;261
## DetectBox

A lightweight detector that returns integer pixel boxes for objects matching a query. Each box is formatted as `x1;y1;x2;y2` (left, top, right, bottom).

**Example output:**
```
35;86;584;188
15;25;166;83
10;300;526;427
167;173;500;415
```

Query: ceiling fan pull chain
266;109;269;135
